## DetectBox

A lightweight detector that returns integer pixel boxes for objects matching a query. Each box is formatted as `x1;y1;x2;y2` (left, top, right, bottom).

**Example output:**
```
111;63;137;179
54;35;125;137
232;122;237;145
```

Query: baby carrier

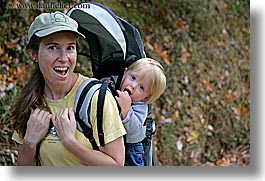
67;2;156;166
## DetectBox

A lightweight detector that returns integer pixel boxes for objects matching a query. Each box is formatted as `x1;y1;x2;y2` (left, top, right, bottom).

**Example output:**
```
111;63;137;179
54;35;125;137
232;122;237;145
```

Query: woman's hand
18;108;52;166
23;108;52;146
52;108;76;147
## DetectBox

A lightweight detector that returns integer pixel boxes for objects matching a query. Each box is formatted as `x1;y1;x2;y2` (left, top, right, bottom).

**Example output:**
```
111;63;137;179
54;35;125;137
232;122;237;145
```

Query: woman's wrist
23;135;38;149
61;136;78;151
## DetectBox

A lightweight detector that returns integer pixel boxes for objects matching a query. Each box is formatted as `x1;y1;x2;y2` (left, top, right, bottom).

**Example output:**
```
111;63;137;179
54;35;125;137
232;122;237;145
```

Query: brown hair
9;35;50;138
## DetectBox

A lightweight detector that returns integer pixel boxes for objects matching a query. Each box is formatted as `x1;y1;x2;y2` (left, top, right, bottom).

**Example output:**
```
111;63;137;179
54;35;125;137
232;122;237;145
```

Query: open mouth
53;67;69;76
123;88;131;95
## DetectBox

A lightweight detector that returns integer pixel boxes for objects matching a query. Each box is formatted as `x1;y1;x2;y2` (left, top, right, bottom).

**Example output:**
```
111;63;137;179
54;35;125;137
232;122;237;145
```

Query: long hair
9;35;50;138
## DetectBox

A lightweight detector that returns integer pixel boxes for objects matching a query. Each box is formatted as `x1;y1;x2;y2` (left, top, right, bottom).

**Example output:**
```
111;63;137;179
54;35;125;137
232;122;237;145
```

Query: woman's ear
27;48;38;62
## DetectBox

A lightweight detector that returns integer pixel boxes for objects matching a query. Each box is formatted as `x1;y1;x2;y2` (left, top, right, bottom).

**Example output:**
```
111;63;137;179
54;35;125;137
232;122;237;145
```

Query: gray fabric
122;102;148;143
74;78;101;132
67;3;126;60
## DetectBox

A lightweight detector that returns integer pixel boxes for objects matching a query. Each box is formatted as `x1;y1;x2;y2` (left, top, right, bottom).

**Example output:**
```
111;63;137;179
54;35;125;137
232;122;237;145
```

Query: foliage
0;0;250;166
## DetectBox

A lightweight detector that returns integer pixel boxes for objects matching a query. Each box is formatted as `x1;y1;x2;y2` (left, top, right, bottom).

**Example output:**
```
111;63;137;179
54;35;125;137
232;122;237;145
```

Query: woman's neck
44;73;78;100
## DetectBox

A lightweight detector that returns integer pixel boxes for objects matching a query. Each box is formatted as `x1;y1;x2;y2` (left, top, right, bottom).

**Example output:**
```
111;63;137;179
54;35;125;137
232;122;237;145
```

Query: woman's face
37;31;77;88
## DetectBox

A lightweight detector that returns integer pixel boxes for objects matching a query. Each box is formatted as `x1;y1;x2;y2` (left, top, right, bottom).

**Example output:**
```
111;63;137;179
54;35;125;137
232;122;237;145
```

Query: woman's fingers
68;108;75;122
52;108;76;145
24;108;52;144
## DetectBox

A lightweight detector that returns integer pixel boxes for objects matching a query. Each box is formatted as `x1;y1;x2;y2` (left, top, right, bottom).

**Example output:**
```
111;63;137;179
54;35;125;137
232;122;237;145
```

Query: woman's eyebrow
44;42;76;46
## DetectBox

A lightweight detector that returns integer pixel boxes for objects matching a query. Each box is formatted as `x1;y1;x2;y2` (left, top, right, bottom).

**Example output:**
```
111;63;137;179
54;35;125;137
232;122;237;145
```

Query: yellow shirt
12;74;126;166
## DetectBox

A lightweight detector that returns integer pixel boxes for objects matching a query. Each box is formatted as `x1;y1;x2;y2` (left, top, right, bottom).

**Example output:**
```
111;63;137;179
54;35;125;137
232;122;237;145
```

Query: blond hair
124;58;166;104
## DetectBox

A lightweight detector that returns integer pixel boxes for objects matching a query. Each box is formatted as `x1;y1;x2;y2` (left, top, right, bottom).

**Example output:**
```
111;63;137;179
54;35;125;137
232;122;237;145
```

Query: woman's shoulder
78;73;89;82
74;73;89;88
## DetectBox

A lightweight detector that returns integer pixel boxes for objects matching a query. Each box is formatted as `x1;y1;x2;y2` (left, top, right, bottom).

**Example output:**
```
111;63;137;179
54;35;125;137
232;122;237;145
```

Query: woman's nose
58;50;68;62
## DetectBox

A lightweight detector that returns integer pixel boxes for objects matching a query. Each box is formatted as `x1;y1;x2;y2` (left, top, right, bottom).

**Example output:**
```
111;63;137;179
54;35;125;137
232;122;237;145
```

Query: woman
10;11;126;166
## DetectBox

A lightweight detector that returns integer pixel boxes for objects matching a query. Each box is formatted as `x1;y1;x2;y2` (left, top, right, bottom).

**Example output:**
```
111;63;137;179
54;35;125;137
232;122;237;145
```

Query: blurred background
0;0;249;166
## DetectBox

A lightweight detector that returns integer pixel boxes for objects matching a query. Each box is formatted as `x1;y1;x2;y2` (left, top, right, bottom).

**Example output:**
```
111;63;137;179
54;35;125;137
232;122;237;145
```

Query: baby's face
120;70;150;102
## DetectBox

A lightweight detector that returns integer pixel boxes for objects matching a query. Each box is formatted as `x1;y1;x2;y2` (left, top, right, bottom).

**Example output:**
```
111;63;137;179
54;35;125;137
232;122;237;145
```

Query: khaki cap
28;11;85;42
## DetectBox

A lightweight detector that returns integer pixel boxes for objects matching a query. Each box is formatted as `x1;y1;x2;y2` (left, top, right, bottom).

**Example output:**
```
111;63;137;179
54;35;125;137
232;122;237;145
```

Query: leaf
5;41;14;49
187;130;199;143
0;46;3;55
144;42;154;51
202;79;213;91
0;53;9;62
175;20;184;28
159;118;172;124
181;46;188;63
160;50;171;65
237;103;248;117
172;110;179;122
176;140;183;151
226;89;237;102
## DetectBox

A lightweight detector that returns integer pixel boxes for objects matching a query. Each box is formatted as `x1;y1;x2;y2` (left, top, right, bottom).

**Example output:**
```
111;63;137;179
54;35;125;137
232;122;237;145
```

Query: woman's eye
48;46;57;50
67;46;76;51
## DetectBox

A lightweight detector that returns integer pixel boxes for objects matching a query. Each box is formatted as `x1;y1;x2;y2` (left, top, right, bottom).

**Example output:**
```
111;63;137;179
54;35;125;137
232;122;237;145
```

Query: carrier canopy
67;2;146;84
67;2;126;80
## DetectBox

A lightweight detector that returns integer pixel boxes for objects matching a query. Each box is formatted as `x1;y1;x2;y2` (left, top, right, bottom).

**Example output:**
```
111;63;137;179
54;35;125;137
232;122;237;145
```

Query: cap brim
35;26;85;38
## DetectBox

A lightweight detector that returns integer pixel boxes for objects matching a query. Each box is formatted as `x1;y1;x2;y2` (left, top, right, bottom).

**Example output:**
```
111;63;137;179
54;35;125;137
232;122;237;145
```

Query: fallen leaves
175;19;185;28
144;33;172;65
160;50;171;65
5;41;15;49
180;46;189;64
0;64;28;98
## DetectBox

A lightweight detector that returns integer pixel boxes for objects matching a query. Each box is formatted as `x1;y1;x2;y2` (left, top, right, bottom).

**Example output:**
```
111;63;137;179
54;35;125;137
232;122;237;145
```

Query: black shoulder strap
96;80;109;147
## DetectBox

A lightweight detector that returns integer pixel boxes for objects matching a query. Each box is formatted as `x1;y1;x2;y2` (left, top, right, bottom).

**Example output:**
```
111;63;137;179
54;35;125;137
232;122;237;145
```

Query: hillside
0;0;250;166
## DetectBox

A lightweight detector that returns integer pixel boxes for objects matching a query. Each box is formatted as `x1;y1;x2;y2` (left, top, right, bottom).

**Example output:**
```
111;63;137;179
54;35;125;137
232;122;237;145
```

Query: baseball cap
28;11;85;42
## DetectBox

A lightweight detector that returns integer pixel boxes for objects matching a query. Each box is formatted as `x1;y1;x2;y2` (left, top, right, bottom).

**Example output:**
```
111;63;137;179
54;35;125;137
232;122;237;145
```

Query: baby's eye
130;74;136;80
139;85;145;91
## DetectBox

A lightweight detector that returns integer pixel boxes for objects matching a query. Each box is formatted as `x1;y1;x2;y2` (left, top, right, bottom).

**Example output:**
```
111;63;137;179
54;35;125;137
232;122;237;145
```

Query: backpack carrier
67;2;156;166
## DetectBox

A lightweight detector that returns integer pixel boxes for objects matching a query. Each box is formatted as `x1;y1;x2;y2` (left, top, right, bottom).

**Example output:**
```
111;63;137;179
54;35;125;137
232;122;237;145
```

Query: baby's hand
115;90;132;119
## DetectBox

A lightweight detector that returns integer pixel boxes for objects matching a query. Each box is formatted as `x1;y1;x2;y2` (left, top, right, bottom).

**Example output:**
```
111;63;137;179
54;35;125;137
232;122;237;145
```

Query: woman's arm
53;107;125;166
63;135;125;166
17;143;37;166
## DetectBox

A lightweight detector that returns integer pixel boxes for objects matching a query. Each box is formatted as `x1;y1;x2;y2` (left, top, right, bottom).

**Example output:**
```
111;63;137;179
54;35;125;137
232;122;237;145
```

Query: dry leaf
237;103;248;117
172;110;179;122
202;79;213;91
0;46;3;55
5;41;14;49
175;20;184;28
187;130;199;143
176;140;183;151
181;47;188;63
226;90;237;102
160;50;171;65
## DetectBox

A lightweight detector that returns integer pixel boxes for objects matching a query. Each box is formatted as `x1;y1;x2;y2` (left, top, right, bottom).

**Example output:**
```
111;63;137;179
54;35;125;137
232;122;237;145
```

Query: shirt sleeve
121;102;148;135
90;90;127;145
